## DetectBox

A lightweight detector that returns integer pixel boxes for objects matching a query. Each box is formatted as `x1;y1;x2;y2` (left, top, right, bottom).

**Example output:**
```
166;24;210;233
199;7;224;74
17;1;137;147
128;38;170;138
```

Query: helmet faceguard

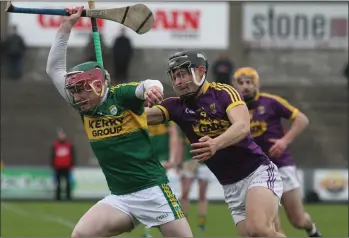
167;51;209;101
64;62;107;112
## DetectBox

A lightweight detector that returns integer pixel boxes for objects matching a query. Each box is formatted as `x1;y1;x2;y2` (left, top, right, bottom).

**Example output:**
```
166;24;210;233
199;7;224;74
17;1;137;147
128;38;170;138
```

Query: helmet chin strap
191;68;206;86
180;71;206;101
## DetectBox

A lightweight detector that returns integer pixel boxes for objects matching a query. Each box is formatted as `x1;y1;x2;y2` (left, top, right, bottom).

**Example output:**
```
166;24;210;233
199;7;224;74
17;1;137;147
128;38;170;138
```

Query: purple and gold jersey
156;82;270;185
249;92;298;168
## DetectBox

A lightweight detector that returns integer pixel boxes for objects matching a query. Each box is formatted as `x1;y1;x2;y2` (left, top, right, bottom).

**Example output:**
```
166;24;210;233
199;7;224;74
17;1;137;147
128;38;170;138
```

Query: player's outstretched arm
145;107;166;125
46;6;84;101
283;111;309;145
213;104;251;150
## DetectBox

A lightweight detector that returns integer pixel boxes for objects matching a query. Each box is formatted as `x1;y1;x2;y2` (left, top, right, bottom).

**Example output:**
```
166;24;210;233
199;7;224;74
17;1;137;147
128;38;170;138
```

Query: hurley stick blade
86;4;154;34
5;1;154;34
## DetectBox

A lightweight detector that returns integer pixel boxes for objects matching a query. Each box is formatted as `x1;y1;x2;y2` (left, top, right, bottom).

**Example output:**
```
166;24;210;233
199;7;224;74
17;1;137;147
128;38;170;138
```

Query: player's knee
246;220;274;237
71;229;85;238
71;225;98;238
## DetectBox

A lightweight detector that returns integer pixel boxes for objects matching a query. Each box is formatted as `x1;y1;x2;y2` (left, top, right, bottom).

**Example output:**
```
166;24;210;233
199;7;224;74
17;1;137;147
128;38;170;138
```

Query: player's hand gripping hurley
5;1;154;34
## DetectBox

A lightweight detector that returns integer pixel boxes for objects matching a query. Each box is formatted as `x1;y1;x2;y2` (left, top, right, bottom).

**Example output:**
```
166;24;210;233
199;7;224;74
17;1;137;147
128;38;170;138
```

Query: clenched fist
144;86;164;107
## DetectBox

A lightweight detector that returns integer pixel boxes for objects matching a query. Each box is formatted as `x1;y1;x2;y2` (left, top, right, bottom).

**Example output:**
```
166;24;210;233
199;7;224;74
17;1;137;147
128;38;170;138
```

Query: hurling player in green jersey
144;122;181;237
46;6;192;238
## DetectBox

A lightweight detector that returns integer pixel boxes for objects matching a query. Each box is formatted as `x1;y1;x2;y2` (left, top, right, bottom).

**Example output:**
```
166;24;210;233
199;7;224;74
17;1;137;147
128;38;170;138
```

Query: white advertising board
72;167;306;201
313;169;348;201
9;2;228;49
243;3;348;49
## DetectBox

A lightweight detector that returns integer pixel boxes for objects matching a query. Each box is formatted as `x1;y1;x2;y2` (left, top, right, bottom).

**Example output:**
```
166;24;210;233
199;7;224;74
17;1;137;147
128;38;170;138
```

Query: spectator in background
3;25;26;80
51;128;75;201
112;27;133;84
212;53;234;85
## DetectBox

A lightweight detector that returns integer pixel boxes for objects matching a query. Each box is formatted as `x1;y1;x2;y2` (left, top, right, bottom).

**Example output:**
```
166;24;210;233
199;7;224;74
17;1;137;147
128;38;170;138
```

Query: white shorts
278;165;301;193
181;161;214;182
98;184;185;229
166;168;180;197
223;163;283;225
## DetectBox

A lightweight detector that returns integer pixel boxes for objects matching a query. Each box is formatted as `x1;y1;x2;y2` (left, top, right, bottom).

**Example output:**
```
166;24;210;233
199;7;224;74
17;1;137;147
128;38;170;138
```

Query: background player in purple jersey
146;51;285;237
233;67;322;237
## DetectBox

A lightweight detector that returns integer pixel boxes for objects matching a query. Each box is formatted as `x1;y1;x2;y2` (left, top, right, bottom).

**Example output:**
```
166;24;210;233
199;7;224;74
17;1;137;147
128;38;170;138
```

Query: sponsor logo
320;172;348;194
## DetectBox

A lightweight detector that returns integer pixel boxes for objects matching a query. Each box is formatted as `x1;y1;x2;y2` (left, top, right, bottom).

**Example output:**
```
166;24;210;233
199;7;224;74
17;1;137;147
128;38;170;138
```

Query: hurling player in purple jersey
146;51;285;237
233;67;322;237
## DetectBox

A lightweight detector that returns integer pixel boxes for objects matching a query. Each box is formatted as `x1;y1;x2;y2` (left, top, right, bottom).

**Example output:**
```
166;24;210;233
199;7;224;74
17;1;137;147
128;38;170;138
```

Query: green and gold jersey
81;82;168;195
148;122;171;162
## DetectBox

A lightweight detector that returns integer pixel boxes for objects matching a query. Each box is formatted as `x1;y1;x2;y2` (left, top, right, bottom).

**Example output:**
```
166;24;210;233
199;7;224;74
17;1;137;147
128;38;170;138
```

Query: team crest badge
258;106;265;115
109;105;118;115
209;103;217;114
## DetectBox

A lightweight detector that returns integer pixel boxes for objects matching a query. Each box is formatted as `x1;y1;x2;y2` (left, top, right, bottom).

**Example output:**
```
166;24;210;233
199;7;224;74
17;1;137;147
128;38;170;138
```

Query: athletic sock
306;223;322;237
198;215;207;231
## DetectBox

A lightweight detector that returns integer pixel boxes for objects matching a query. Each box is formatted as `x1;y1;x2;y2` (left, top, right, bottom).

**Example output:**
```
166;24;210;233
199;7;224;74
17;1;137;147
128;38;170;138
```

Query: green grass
1;202;348;237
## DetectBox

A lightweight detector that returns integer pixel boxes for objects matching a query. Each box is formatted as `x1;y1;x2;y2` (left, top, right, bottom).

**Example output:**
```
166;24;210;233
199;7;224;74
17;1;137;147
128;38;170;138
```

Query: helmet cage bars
64;68;105;111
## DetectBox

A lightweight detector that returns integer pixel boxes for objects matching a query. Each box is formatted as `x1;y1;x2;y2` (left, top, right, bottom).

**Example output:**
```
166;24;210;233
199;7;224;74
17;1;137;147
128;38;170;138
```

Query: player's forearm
213;122;250;150
283;112;309;144
145;107;165;125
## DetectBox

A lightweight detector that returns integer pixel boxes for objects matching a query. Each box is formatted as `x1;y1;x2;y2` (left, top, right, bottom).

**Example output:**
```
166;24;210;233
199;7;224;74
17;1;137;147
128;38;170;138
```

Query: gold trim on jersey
148;123;168;136
209;83;246;111
83;110;147;141
258;93;299;120
110;82;140;94
155;105;170;121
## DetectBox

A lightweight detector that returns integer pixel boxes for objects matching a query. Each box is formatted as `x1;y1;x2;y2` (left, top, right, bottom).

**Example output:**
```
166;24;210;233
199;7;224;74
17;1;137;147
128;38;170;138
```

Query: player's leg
55;170;62;201
130;183;193;237
181;177;194;216
197;179;208;231
180;161;197;216
244;163;285;237
142;168;181;237
62;169;71;200
229;164;285;237
196;164;211;231
279;166;321;237
72;195;137;237
273;211;285;235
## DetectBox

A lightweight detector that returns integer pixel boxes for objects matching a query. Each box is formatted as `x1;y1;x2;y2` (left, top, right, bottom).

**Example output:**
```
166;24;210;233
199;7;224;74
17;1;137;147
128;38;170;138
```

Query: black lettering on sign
250;7;344;40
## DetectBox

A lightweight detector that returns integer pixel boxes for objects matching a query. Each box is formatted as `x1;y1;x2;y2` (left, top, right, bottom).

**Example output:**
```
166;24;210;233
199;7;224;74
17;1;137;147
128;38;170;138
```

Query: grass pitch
1;202;347;237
